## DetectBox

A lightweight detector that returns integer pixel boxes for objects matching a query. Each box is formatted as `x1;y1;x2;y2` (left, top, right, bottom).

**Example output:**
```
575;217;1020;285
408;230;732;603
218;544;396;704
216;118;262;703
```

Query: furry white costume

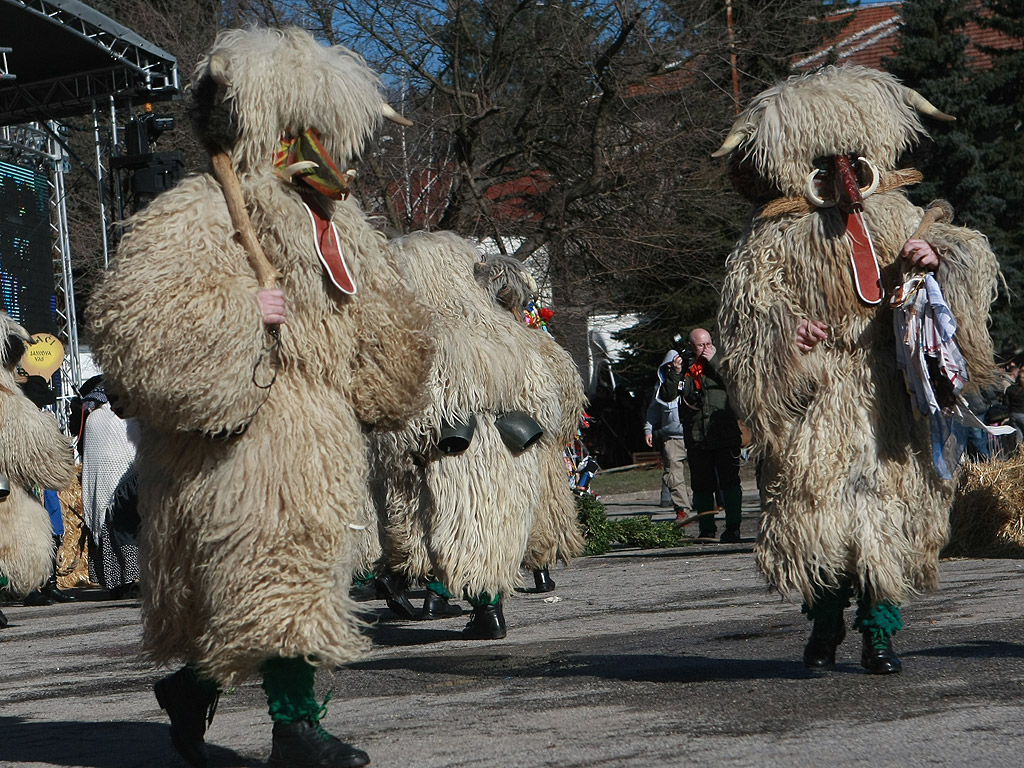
370;234;584;634
88;27;430;767
714;66;1000;673
0;315;74;604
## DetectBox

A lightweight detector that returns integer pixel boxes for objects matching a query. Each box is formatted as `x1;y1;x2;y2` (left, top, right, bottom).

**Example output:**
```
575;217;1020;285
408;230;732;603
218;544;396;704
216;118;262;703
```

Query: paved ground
4;482;1024;768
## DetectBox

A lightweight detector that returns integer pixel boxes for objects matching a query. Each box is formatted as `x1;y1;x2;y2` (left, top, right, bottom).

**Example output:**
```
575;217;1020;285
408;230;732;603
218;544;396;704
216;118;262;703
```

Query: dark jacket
1006;383;1024;415
660;360;741;450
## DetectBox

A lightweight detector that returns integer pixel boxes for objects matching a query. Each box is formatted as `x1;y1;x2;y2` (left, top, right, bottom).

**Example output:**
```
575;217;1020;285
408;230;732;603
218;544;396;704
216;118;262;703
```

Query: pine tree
885;0;1024;350
973;0;1024;354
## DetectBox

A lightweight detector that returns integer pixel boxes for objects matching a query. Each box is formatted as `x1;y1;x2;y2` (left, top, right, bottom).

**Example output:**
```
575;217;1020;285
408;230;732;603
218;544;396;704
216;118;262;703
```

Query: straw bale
944;449;1024;559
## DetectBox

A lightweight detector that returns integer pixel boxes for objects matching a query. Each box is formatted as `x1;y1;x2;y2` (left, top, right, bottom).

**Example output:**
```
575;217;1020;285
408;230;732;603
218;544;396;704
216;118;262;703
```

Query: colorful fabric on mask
274;129;351;200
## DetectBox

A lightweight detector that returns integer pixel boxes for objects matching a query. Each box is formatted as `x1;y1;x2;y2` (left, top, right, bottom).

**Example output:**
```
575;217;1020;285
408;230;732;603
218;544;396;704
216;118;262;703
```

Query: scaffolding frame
0;121;78;428
0;0;179;124
0;0;179;425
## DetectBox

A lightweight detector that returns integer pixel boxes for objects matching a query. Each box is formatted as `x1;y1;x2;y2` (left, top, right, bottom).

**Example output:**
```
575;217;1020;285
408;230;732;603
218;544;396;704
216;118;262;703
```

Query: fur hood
189;27;402;175
714;65;952;200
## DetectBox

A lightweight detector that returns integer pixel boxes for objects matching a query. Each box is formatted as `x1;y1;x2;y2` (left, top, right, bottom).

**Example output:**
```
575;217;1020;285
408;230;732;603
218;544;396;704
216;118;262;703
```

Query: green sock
467;592;500;608
261;656;322;723
854;597;903;646
426;580;454;599
0;573;8;589
185;663;221;697
352;570;375;587
802;581;854;623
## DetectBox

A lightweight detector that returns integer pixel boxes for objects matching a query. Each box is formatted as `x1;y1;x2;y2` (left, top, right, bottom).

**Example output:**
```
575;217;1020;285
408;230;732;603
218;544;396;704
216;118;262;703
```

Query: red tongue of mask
833;154;882;305
275;129;358;295
301;195;357;295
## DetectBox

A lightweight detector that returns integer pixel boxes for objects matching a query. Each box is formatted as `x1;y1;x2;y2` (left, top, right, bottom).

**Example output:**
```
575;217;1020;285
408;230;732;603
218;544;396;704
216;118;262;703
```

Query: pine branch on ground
575;493;694;556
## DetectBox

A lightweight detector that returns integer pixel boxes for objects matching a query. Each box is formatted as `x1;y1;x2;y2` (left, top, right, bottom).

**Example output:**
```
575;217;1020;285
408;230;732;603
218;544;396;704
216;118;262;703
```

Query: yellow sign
20;333;65;379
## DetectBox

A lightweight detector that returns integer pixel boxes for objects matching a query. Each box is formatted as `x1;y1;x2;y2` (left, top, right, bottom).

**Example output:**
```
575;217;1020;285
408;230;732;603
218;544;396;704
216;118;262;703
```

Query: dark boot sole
861;657;902;675
464;627;508;640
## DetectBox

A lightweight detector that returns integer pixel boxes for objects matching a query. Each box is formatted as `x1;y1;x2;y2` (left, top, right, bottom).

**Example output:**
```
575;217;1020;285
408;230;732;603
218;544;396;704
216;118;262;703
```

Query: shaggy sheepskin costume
88;27;431;766
0;314;75;607
714;66;1000;672
370;233;585;633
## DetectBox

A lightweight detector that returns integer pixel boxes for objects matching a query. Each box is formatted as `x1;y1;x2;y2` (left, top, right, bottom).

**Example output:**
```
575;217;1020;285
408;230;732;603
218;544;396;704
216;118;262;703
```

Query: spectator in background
660;329;744;543
80;381;142;600
962;385;993;461
1004;365;1024;444
644;349;691;522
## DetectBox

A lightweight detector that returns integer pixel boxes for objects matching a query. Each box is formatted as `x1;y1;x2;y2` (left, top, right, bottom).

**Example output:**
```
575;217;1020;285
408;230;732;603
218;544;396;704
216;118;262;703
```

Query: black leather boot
533;567;556;592
268;720;369;768
420;591;463;620
860;631;902;675
44;538;75;602
464;602;507;640
374;570;417;619
803;613;846;670
41;575;77;603
0;607;7;629
23;589;54;606
719;528;741;544
153;667;220;768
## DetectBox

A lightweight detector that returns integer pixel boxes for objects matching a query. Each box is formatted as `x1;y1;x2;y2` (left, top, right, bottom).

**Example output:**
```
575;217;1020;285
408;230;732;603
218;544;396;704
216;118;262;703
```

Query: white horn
208;54;231;87
711;118;749;158
382;104;413;127
280;161;318;179
804;170;835;208
857;157;880;199
905;88;955;122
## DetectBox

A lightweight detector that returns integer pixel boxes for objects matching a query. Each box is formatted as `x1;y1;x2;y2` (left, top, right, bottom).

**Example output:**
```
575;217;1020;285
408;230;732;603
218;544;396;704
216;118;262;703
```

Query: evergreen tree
973;0;1024;354
885;0;1024;350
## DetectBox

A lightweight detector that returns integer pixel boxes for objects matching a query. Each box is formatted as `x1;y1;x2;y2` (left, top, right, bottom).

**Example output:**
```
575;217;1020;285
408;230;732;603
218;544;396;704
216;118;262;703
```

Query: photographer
643;349;692;521
659;329;743;542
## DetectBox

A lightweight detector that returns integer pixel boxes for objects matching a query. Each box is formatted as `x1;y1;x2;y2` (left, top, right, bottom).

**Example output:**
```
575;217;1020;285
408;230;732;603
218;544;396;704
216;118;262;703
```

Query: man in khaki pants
644;349;691;522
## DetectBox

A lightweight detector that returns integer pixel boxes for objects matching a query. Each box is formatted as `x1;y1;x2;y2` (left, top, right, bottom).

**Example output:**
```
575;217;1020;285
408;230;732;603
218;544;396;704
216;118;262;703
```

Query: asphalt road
4;487;1024;768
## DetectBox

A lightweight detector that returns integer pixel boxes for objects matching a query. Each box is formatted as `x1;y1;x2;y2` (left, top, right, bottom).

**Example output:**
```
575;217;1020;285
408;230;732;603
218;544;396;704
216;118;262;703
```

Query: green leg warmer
185;663;221;698
721;484;743;531
854;596;903;645
467;592;500;608
352;570;375;588
426;580;455;599
261;656;324;724
692;490;717;536
801;581;854;623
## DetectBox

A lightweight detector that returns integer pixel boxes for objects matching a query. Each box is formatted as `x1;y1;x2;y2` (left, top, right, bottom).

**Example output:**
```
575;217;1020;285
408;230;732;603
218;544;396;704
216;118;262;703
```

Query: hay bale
56;471;95;588
945;448;1024;558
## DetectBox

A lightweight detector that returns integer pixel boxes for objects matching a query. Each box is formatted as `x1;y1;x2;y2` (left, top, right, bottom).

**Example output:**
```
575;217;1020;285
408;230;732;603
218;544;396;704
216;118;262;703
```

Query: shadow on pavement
350;648;813;683
905;640;1024;659
0;716;254;767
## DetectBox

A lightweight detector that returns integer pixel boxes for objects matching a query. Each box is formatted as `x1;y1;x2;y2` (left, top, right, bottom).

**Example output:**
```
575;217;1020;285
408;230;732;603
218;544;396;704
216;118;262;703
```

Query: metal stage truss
0;0;179;409
0;122;77;427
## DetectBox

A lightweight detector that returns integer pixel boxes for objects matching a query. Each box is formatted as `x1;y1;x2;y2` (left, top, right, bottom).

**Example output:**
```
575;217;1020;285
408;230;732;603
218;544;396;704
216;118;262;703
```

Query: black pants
687;444;742;535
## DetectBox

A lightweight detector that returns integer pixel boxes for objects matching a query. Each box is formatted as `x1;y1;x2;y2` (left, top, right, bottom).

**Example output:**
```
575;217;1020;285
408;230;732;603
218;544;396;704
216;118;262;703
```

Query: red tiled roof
386;164;552;230
796;0;1021;73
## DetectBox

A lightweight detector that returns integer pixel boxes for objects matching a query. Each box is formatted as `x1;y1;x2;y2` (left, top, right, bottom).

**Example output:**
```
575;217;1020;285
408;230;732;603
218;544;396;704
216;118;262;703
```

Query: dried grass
945;448;1024;559
57;470;96;588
